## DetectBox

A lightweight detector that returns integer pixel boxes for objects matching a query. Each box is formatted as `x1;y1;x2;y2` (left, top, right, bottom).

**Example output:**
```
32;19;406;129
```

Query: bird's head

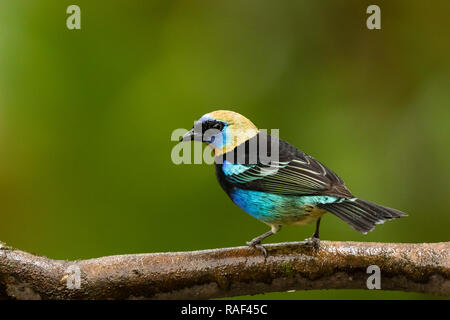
180;110;259;156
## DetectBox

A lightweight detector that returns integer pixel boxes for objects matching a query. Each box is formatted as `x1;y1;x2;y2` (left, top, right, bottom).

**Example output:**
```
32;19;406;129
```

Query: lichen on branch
0;240;449;299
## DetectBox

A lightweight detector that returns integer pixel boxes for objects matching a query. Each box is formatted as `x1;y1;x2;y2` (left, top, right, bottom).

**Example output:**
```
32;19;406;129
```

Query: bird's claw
246;241;268;257
303;236;320;250
0;241;13;251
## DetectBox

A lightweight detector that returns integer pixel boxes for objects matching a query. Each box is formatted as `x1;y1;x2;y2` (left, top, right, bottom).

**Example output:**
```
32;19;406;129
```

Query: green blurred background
0;0;449;299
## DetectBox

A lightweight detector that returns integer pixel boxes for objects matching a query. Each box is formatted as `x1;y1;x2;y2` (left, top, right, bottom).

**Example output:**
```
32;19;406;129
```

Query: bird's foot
302;236;320;250
246;241;268;257
0;241;13;251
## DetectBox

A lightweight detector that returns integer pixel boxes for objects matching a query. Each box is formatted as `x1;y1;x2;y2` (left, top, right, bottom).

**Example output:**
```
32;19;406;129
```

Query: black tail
317;198;407;234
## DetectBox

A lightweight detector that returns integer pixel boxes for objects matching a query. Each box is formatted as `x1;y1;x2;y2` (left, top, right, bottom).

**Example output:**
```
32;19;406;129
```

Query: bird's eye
212;122;224;130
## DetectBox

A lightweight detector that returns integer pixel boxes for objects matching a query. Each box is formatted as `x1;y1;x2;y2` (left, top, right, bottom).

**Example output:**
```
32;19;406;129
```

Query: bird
180;110;407;256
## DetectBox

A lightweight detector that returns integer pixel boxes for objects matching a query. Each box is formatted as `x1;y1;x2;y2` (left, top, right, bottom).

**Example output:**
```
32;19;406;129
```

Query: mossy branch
0;241;448;299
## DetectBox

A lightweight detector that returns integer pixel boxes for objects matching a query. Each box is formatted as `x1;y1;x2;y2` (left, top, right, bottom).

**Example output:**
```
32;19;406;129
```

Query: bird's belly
230;189;333;226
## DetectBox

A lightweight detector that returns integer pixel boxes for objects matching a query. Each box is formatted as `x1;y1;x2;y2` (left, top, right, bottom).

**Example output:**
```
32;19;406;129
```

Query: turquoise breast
230;188;341;225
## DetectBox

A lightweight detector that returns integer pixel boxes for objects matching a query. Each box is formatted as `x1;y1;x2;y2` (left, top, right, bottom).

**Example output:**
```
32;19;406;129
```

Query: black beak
179;128;203;142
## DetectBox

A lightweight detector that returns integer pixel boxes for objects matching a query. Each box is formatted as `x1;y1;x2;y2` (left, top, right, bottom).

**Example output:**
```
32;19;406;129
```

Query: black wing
219;133;353;198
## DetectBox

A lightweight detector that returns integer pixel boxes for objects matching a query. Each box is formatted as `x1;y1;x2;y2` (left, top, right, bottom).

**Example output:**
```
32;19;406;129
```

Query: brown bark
0;240;448;299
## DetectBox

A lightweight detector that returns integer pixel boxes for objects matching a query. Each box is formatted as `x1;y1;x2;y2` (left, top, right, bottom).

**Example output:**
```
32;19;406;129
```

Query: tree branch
0;240;448;299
